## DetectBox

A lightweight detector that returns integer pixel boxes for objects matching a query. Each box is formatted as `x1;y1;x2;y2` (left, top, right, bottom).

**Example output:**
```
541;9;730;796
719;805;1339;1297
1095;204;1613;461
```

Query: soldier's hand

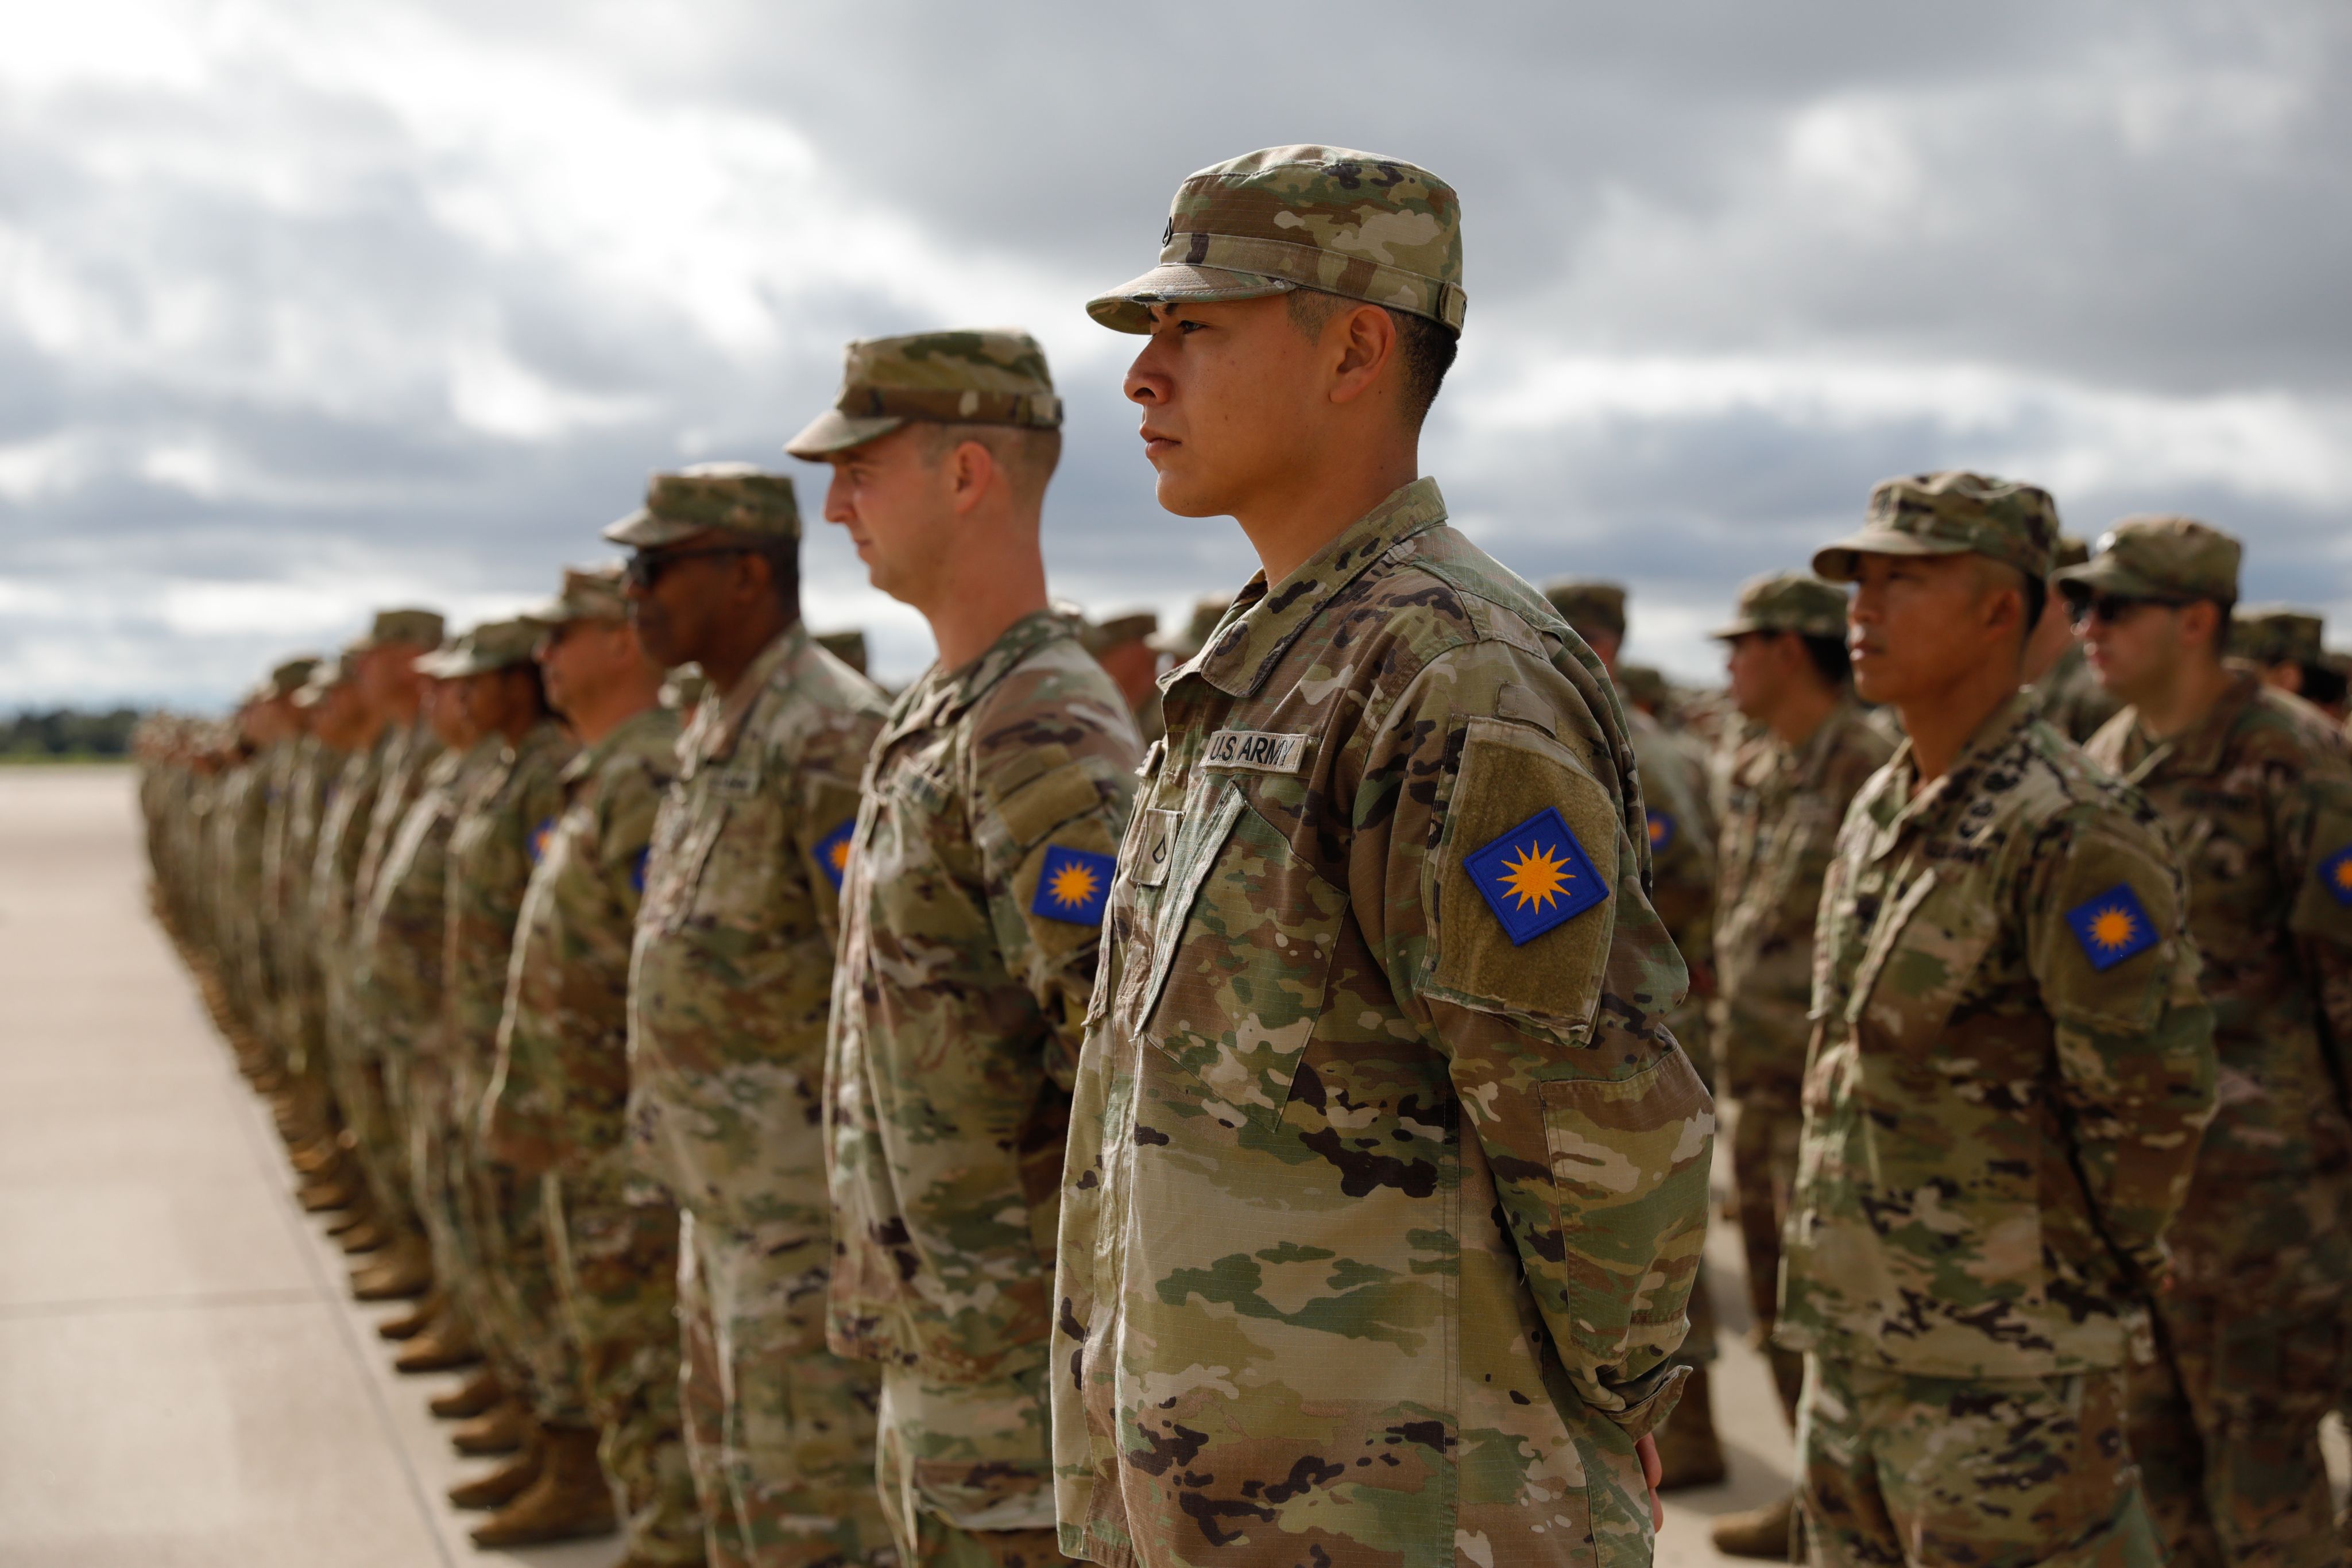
1637;1433;1664;1530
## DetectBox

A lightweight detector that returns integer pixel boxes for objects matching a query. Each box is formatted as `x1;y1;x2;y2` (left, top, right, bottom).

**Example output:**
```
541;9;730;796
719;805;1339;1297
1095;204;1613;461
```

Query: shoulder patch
2064;882;2158;971
814;818;855;890
1646;808;1676;853
527;816;555;866
2319;844;2352;909
1463;806;1609;946
630;847;648;895
1031;843;1114;925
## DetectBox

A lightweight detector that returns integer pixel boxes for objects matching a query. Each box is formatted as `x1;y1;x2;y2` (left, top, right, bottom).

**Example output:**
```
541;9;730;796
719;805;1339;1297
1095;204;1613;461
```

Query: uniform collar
1182;477;1450;701
561;703;674;787
2115;668;2258;785
1869;690;2038;858
698;623;806;765
892;607;1077;739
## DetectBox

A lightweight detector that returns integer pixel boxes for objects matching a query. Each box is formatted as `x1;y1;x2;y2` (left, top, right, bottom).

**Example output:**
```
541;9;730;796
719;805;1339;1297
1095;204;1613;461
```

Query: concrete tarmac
0;764;1796;1565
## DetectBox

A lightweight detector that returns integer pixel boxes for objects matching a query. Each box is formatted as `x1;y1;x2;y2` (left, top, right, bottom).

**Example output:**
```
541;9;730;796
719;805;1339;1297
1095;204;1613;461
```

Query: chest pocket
1116;775;1345;1132
1851;865;2003;1042
643;783;729;936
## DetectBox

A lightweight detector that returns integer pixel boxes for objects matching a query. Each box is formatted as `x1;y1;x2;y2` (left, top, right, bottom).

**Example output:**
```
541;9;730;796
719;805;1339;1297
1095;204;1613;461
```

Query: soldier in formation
133;138;2352;1568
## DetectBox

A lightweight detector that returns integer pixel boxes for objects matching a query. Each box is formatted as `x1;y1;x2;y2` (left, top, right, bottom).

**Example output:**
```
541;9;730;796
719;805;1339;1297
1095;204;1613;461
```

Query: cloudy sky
3;0;2347;705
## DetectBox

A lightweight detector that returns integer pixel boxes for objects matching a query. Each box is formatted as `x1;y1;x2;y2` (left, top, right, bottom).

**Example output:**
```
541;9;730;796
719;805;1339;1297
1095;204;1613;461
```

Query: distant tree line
1;707;144;759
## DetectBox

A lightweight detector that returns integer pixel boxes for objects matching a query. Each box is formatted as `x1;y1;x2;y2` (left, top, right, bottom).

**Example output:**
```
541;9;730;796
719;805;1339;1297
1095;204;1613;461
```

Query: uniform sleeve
2284;773;2352;1112
1360;647;1713;1438
598;754;668;918
2025;812;2216;1286
972;697;1141;1090
788;717;877;948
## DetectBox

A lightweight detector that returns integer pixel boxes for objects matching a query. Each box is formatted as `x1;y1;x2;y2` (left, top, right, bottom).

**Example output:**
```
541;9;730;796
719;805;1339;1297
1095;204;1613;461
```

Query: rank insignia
814;819;855;891
2065;883;2157;971
1032;843;1115;924
527;816;555;867
1464;806;1608;946
1646;809;1676;853
2320;845;2352;908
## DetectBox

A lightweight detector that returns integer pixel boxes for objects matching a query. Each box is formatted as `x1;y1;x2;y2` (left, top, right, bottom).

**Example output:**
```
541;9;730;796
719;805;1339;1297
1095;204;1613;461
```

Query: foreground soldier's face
1846;552;2017;707
1124;296;1327;519
821;425;960;606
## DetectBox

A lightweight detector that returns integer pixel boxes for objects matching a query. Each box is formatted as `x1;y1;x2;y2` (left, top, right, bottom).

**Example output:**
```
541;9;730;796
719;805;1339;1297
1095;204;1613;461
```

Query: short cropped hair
1285;289;1458;431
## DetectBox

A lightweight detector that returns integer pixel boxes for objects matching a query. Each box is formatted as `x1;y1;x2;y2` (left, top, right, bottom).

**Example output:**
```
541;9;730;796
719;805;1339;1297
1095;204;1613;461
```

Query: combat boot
289;1137;343;1176
430;1366;505;1419
297;1178;357;1213
1711;1492;1797;1559
467;1424;615;1548
452;1397;529;1456
393;1318;481;1375
323;1202;375;1238
336;1215;390;1253
376;1289;443;1341
1652;1367;1728;1490
351;1234;432;1301
448;1427;542;1511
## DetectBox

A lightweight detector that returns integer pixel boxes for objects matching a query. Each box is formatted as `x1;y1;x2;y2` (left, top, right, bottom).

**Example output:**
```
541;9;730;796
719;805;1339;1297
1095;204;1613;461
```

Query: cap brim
1086;264;1296;333
1708;618;1765;641
601;508;705;548
2051;559;2168;601
412;650;470;679
784;408;904;460
1810;527;1972;583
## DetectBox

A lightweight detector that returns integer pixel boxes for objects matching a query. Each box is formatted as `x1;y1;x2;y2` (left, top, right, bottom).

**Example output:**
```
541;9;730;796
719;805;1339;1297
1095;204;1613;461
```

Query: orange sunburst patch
1463;806;1608;946
2064;883;2158;971
2323;846;2352;908
1031;844;1115;925
814;818;855;891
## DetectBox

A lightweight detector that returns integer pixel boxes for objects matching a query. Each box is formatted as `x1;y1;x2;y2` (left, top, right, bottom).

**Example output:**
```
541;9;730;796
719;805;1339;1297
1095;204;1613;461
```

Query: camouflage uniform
1707;574;1891;1422
788;331;1136;1567
1785;475;2216;1568
435;623;578;1400
612;468;893;1568
2061;518;2352;1568
488;694;680;1446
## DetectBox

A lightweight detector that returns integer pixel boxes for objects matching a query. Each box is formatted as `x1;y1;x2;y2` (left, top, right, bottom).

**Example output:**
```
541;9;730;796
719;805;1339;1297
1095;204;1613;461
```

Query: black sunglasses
624;546;751;590
2068;594;2187;628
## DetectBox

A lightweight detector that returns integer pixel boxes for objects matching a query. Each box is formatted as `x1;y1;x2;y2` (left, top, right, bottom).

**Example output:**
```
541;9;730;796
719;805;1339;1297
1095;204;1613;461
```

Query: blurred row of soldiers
130;138;2352;1568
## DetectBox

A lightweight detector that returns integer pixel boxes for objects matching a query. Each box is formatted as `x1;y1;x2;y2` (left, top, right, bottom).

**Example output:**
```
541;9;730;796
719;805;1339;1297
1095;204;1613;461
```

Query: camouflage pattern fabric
786;330;1063;459
485;704;680;1428
2084;673;2352;1568
1711;700;1891;1418
311;733;389;1218
1051;479;1713;1567
1780;692;2214;1378
1813;470;2061;587
1088;145;1467;332
356;738;500;1291
625;624;892;1566
1797;1356;2163;1568
442;721;575;1399
824;607;1138;1557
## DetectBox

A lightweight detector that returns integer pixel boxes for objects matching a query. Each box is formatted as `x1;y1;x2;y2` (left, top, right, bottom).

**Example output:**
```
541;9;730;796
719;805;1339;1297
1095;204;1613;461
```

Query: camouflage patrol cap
523;563;630;627
603;463;799;549
1149;594;1233;660
292;653;352;708
265;656;322;700
1089;145;1466;335
416;618;544;679
354;607;446;651
784;330;1062;459
2231;605;2325;667
1711;571;1848;641
814;630;868;675
2053;516;2241;605
1617;665;1671;710
1082;610;1158;656
1812;470;2059;584
1541;578;1628;641
2052;535;2092;572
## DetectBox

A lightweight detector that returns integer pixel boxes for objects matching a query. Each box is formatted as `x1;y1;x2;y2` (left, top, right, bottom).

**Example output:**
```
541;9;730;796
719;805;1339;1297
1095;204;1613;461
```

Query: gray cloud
2;0;2346;706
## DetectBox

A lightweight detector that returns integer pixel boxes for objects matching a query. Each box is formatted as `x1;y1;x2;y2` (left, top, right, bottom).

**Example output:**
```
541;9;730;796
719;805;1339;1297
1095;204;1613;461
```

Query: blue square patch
814;818;855;891
2319;845;2352;909
1646;809;1676;854
2065;882;2158;971
1032;844;1115;925
1463;806;1609;947
527;816;555;867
